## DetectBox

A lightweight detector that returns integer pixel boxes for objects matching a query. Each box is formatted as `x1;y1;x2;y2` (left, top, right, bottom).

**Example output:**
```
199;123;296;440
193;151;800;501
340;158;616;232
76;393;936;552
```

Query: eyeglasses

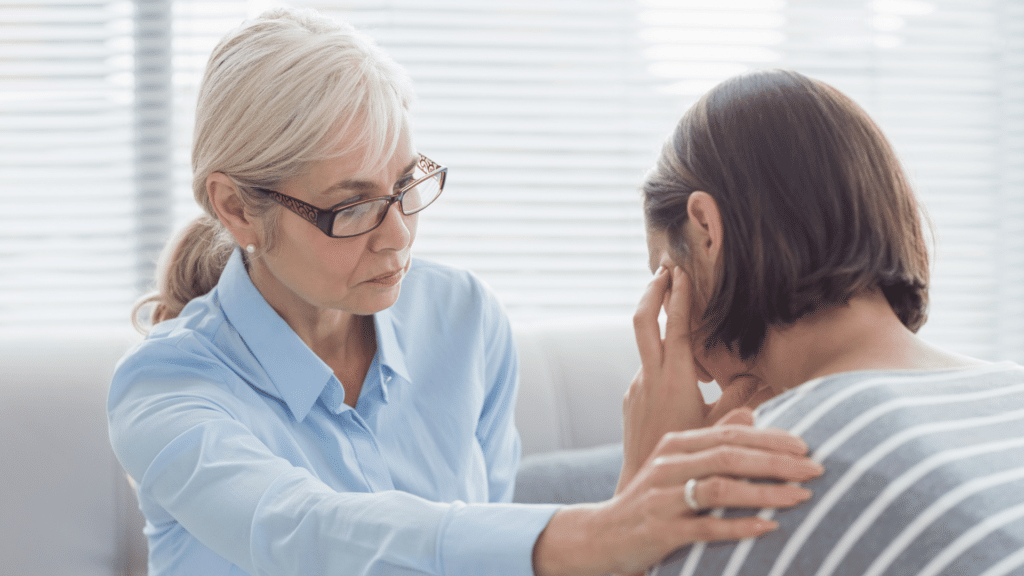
253;154;447;238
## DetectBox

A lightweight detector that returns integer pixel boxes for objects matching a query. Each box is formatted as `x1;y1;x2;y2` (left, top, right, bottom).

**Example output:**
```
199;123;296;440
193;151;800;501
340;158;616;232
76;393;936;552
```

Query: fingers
743;383;777;411
649;477;809;522
640;486;784;539
705;377;778;425
675;514;779;544
634;266;671;365
713;407;755;427
682;476;811;511
647;444;823;487
654;425;809;460
662;266;692;353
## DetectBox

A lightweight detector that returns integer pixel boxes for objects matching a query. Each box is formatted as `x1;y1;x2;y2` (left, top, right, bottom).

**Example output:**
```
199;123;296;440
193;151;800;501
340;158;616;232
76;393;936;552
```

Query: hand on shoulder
531;408;823;576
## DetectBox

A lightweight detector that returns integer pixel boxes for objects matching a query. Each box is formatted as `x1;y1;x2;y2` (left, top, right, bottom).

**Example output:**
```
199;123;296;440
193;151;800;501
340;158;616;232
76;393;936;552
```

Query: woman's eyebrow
319;158;419;196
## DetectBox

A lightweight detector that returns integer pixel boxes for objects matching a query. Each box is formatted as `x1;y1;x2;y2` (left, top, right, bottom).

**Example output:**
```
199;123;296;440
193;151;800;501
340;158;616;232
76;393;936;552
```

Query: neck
757;290;981;395
294;310;375;364
248;262;376;369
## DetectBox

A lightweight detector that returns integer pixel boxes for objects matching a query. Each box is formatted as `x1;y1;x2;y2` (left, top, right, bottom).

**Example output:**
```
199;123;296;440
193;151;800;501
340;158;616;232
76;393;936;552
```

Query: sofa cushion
513;443;623;505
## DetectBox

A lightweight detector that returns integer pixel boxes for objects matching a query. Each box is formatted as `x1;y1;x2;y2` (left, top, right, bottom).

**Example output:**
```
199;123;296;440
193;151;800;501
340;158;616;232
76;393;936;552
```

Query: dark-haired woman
622;69;1024;576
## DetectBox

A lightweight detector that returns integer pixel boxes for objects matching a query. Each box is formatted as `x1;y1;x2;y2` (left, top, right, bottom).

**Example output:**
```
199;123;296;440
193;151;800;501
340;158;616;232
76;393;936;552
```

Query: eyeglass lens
330;169;444;237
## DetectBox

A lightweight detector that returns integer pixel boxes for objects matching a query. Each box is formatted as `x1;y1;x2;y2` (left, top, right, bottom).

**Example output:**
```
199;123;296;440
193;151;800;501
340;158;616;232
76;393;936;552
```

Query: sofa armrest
513;318;640;457
512;318;723;458
1;328;146;576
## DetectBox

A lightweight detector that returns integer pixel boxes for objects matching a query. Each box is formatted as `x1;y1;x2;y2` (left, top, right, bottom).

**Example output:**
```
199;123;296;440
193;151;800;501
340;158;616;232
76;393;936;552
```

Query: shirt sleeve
108;339;558;576
474;283;525;505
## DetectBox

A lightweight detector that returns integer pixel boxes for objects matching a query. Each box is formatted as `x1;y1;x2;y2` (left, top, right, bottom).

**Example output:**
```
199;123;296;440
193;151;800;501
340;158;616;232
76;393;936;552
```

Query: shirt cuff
439;502;561;576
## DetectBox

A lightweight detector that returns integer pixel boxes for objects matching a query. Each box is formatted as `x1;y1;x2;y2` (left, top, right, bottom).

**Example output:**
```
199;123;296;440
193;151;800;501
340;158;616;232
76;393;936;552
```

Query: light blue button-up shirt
108;249;559;576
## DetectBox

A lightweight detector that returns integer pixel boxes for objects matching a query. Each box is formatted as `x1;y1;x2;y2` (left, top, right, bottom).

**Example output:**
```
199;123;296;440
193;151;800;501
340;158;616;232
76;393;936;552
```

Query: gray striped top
652;362;1024;576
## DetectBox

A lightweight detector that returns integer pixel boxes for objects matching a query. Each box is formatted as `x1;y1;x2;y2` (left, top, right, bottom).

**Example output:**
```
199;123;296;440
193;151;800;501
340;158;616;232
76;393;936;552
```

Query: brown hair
132;7;413;331
643;69;929;359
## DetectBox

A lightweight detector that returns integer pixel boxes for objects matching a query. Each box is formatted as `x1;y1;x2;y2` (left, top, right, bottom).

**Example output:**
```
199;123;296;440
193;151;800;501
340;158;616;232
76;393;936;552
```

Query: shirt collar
216;248;333;422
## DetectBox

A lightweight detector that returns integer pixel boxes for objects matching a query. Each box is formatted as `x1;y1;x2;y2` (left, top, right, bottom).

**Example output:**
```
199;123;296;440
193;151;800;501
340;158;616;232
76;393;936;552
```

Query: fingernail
787;433;809;449
755;520;779;533
778;436;809;455
801;460;825;476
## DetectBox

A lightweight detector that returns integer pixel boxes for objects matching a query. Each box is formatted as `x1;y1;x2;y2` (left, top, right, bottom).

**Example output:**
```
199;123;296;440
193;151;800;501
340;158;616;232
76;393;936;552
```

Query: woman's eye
396;175;415;190
335;201;374;221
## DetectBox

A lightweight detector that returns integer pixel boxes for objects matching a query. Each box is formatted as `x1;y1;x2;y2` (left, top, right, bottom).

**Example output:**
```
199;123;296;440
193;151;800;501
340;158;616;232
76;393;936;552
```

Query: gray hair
134;7;415;330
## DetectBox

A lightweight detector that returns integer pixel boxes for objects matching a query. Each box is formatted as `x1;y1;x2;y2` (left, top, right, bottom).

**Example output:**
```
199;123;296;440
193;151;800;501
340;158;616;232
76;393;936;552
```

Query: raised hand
620;266;775;487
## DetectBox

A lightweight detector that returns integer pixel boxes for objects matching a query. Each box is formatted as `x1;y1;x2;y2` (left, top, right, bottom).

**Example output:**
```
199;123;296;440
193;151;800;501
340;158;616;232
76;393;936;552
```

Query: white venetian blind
755;0;1024;361
270;0;1024;360
2;0;1022;365
340;1;670;323
0;1;135;328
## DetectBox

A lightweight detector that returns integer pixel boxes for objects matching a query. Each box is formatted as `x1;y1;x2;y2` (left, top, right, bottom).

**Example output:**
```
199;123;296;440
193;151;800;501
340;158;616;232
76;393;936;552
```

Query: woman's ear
207;172;259;248
686;191;724;265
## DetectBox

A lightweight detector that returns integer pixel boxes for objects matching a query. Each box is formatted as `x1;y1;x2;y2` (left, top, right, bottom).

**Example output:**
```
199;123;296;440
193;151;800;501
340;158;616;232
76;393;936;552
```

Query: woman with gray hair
107;9;821;576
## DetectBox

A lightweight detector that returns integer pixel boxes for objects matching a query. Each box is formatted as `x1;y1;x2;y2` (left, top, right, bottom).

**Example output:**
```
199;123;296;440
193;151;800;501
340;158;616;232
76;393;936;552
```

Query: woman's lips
366;268;403;287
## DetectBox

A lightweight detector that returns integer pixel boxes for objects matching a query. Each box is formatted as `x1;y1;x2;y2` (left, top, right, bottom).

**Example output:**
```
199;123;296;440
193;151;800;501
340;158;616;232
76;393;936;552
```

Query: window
2;0;1022;362
1;2;135;327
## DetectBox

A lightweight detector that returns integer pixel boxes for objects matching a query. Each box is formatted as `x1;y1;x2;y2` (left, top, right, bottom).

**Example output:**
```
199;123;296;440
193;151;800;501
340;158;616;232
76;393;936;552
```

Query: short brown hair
643;69;929;359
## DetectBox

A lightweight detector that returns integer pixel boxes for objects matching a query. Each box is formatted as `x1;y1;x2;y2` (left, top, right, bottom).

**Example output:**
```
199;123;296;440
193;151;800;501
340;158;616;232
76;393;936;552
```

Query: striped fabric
653;362;1024;576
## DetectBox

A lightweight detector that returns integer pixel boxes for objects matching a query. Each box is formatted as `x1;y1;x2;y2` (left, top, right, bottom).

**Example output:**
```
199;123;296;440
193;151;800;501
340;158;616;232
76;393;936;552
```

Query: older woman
624;69;1024;576
107;9;824;576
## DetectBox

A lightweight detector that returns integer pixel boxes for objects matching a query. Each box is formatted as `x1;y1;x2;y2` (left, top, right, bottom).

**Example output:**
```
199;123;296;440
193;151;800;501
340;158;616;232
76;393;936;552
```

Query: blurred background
1;0;1022;361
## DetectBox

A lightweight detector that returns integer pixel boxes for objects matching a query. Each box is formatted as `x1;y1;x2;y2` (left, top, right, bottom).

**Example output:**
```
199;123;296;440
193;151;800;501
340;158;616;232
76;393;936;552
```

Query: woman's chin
346;283;404;316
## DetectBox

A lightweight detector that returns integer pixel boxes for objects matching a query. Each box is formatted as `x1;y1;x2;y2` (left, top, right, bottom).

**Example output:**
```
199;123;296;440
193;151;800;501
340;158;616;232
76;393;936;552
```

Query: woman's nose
369;199;412;251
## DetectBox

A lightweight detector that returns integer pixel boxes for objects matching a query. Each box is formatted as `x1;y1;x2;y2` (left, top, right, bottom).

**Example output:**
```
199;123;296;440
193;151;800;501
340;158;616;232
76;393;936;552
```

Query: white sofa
1;319;644;576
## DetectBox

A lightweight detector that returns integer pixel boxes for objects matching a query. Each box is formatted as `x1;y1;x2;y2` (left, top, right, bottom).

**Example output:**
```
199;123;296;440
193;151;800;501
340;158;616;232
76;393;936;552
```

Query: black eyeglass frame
252;154;447;238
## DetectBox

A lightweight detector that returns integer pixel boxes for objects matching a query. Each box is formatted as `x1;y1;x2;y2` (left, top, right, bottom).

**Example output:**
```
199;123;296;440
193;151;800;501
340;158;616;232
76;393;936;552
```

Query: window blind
0;1;135;328
2;0;1022;365
328;1;670;322
285;0;1024;361
994;0;1024;361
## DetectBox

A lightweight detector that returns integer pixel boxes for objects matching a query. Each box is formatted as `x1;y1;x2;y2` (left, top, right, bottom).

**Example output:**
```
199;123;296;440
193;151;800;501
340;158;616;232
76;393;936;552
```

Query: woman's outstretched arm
532;416;821;576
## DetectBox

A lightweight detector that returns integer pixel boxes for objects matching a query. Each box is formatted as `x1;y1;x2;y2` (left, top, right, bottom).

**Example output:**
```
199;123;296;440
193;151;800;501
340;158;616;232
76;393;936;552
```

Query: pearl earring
245;244;256;255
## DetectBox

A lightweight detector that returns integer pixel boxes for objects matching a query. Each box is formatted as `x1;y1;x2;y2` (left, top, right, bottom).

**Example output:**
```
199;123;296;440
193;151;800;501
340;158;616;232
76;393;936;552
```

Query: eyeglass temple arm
417;154;443;174
262;189;323;227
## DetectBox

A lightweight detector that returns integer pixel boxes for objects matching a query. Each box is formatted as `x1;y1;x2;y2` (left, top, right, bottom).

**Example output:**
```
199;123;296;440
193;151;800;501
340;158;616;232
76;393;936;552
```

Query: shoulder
404;258;492;299
754;362;1024;432
120;290;226;366
382;259;515;367
109;290;243;412
397;258;507;325
654;362;1024;576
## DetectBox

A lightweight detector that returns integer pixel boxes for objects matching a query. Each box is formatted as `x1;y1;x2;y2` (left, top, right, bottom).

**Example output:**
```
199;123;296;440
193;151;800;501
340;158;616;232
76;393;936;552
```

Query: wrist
532;504;606;576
